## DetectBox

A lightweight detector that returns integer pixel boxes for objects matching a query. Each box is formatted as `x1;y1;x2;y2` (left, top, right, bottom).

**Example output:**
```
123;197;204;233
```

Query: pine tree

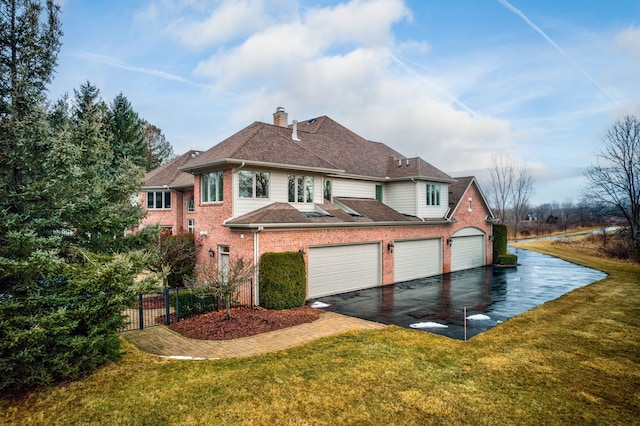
143;121;175;171
0;2;159;395
108;92;147;170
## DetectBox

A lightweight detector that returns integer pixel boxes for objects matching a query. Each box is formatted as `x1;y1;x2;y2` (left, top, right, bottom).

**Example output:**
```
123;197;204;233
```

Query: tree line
486;116;640;261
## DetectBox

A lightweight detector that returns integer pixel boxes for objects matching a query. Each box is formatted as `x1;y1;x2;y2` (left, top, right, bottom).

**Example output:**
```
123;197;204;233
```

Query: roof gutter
224;219;453;231
179;158;343;175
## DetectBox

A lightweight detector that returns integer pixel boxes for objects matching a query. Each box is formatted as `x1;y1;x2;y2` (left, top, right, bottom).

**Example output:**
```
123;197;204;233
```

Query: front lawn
2;240;639;425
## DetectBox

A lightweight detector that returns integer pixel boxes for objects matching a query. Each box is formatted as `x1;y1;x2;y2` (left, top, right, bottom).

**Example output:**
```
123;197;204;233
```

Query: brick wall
138;190;185;234
140;170;495;298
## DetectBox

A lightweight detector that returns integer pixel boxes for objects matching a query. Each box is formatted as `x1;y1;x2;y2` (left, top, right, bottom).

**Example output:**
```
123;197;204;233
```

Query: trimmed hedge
259;252;306;310
496;253;518;266
492;224;509;260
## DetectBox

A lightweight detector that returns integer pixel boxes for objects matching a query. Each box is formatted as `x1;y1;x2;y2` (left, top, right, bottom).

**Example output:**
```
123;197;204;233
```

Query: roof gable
144;150;201;189
447;176;496;220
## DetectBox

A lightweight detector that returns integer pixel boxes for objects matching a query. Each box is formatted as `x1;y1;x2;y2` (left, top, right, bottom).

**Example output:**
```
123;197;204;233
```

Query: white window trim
146;191;172;210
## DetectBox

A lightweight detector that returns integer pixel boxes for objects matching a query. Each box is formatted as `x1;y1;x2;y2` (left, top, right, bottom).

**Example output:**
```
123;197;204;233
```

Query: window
324;179;332;201
288;175;314;203
146;191;171;209
187;219;195;233
375;185;383;202
201;171;224;203
187;195;194;212
239;170;269;199
426;184;440;206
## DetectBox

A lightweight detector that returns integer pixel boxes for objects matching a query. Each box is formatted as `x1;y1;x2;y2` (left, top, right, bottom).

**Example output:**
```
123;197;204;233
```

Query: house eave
384;176;457;184
142;184;193;191
179;158;344;175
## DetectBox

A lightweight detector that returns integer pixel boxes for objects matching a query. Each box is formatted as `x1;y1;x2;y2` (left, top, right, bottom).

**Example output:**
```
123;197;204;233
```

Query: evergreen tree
0;2;159;395
108;92;147;170
143;121;175;170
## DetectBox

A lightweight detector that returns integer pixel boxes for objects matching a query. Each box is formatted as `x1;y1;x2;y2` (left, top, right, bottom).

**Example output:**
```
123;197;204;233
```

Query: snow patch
466;314;491;321
310;301;330;308
410;322;448;329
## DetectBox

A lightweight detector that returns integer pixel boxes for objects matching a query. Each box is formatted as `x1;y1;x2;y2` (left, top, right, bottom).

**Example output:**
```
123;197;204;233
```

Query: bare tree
512;163;535;238
186;257;256;320
584;115;640;259
488;153;515;223
488;154;535;237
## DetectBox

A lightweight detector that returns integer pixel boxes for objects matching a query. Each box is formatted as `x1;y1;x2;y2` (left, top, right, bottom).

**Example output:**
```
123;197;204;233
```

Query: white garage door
451;228;486;272
308;243;381;298
394;239;442;282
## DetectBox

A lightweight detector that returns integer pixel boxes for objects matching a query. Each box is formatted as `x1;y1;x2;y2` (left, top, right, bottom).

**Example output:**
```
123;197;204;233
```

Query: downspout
253;225;263;307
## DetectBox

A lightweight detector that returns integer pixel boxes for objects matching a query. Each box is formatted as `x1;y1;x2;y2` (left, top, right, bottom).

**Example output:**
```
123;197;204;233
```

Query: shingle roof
176;115;452;181
179;122;341;174
386;157;454;182
224;198;424;227
144;150;202;189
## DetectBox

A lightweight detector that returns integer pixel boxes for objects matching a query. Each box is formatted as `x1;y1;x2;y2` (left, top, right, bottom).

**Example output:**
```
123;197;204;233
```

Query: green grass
2;241;640;425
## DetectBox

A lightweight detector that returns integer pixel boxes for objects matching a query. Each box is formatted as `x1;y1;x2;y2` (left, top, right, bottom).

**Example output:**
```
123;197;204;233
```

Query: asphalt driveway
313;247;606;340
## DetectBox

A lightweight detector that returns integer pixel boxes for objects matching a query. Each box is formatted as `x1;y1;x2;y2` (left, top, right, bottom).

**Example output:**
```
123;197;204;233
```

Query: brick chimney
273;106;288;127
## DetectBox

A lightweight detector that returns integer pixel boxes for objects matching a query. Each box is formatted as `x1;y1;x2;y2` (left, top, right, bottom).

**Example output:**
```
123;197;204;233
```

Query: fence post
175;287;181;322
164;287;171;325
138;293;144;330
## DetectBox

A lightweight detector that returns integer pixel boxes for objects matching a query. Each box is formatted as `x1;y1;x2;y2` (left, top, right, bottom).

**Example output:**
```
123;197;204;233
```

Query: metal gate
121;281;254;332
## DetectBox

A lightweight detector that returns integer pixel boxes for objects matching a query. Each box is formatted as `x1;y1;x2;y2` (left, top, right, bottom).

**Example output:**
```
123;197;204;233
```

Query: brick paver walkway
122;311;386;359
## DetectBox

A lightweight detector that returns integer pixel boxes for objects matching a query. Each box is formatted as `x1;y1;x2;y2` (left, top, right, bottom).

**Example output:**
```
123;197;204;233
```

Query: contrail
390;53;480;118
498;0;618;103
71;51;208;88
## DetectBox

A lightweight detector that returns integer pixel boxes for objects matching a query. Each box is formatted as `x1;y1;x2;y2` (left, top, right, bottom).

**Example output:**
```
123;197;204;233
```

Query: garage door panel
308;243;381;298
394;239;442;282
451;235;485;272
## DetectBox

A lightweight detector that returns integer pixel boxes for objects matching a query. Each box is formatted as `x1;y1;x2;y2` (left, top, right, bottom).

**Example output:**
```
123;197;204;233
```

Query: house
139;107;497;301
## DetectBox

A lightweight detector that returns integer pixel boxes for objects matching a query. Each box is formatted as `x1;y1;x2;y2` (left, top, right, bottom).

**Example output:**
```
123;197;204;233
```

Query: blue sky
49;0;640;205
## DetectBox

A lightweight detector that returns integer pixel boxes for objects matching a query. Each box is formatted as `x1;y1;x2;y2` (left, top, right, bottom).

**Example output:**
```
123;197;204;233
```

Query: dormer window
239;170;269;199
426;184;441;206
288;175;313;203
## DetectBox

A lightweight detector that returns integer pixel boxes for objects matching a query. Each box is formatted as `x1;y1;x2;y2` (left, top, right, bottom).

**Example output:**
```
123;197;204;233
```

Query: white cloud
170;0;270;49
185;0;514;174
616;25;640;57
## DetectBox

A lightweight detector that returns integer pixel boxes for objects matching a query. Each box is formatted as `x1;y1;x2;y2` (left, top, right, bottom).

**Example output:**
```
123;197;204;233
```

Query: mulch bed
168;306;321;341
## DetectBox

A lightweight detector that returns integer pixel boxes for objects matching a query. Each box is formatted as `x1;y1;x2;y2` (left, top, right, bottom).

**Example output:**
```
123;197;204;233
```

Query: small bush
604;240;632;260
259;252;306;310
170;289;219;318
152;233;196;287
496;253;518;266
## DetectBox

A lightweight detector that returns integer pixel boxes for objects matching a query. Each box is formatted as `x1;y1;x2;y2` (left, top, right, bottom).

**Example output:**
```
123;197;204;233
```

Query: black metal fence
121;280;254;332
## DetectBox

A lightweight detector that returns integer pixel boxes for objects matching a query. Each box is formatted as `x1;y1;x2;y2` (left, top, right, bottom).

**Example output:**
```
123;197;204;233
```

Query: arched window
187;195;195;212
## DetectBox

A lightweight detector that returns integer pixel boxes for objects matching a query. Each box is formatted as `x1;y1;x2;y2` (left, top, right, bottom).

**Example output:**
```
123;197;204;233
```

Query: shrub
151;233;196;288
496;253;518;266
0;252;145;396
259;252;306;310
169;289;219;318
493;223;509;261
